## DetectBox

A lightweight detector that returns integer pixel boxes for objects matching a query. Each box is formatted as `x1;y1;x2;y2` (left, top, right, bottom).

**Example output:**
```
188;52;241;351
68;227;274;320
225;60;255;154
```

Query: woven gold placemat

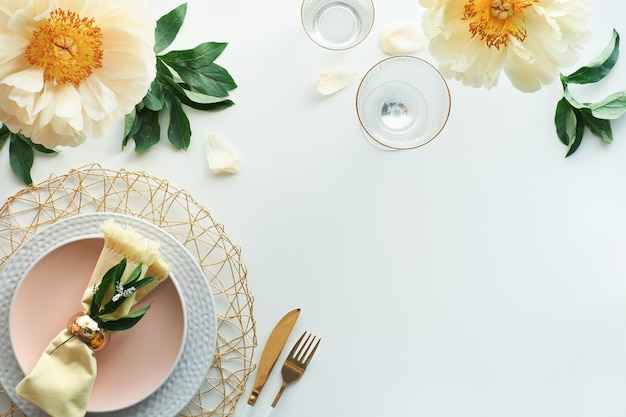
0;163;256;417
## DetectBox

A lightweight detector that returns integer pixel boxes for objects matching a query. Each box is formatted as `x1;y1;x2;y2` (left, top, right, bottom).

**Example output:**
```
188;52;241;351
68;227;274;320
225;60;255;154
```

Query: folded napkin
16;219;170;417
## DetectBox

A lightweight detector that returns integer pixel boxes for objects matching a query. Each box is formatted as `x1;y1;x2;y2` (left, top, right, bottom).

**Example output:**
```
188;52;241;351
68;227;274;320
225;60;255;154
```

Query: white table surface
2;1;626;416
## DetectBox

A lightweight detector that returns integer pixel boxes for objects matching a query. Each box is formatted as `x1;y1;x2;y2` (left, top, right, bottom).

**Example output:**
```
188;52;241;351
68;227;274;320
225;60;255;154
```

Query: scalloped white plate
0;213;217;417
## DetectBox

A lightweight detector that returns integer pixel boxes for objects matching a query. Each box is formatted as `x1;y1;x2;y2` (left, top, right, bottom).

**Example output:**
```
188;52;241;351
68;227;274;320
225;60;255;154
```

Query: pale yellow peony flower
419;0;591;92
0;0;156;148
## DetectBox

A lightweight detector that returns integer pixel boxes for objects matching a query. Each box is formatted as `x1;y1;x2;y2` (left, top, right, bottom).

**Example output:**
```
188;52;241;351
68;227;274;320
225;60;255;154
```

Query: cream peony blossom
419;0;591;92
0;0;156;148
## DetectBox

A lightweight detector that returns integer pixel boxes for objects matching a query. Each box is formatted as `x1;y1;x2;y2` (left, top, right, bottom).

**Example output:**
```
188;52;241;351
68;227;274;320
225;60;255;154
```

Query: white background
2;1;626;416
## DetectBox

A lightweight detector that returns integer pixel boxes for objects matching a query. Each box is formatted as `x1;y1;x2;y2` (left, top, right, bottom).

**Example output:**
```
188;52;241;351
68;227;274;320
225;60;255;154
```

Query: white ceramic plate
0;213;217;417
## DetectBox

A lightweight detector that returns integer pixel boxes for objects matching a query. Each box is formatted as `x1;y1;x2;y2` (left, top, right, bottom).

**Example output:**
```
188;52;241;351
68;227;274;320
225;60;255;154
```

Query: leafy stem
555;29;626;157
123;3;237;152
88;258;156;332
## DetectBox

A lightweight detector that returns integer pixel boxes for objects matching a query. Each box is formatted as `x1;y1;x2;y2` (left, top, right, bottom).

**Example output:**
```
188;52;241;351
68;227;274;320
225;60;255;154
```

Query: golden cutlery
241;308;301;417
263;331;320;416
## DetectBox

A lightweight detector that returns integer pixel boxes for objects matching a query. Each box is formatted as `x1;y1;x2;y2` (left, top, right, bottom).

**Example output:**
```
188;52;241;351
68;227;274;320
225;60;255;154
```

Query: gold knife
241;308;300;416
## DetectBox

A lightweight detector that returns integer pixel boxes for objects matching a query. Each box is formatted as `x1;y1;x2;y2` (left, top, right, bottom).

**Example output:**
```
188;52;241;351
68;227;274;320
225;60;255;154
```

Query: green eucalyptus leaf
565;109;586;157
125;276;157;294
9;134;34;185
562;29;620;85
132;109;161;152
160;42;227;67
579;108;613;143
164;93;191;150
589;90;626;120
100;268;154;316
154;3;187;53
99;305;151;332
123;263;144;286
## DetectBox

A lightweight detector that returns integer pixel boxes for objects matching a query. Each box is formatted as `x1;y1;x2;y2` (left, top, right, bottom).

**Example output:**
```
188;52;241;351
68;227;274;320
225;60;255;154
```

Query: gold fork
263;331;320;416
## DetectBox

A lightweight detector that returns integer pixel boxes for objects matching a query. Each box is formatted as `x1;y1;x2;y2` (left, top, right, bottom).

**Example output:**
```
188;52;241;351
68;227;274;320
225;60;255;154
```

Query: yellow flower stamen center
463;0;536;49
25;9;103;87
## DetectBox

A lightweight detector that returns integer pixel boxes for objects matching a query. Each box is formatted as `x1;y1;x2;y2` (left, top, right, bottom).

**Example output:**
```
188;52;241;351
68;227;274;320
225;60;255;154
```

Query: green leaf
126;276;157;294
167;62;236;97
179;88;229;105
9;134;34;185
555;98;576;146
157;70;234;110
132;109;161;152
154;3;187;53
0;124;10;140
562;84;584;109
565;109;586;157
562;29;620;84
123;263;144;286
179;96;235;112
589;90;626;120
90;259;126;317
123;108;140;148
160;42;228;67
0;126;9;151
17;133;57;154
164;92;192;150
99;305;151;332
143;79;166;111
579;108;613;143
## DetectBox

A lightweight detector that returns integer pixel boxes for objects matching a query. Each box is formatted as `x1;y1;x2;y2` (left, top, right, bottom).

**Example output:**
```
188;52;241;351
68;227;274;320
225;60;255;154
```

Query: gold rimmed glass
301;0;374;50
356;56;451;150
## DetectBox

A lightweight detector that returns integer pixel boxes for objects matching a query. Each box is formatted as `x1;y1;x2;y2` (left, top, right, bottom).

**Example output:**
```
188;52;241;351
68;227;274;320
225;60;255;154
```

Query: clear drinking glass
301;0;375;50
356;56;451;150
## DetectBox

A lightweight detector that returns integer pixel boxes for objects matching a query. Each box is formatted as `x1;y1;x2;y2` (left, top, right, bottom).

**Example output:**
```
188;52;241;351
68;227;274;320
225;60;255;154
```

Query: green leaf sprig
124;3;237;152
555;29;626;156
89;258;156;332
1;124;57;185
49;258;156;355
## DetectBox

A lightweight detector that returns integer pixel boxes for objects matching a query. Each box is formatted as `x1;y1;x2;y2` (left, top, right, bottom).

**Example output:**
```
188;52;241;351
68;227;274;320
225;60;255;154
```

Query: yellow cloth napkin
15;220;170;417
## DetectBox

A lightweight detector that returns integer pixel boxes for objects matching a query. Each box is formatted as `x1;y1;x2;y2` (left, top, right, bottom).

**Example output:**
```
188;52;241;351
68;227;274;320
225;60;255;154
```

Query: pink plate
10;238;186;412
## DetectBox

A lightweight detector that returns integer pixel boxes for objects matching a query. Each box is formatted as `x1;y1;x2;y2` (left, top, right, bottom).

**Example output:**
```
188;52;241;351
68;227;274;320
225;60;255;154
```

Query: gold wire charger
0;163;256;417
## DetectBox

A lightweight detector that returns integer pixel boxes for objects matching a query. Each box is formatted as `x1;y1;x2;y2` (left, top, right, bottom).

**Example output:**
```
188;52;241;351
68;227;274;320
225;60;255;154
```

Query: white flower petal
206;133;241;174
1;67;44;93
79;76;117;121
380;24;427;56
317;69;359;95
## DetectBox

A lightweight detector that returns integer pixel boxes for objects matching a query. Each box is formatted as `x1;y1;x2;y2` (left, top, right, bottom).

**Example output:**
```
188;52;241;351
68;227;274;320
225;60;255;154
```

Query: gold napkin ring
67;312;110;352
